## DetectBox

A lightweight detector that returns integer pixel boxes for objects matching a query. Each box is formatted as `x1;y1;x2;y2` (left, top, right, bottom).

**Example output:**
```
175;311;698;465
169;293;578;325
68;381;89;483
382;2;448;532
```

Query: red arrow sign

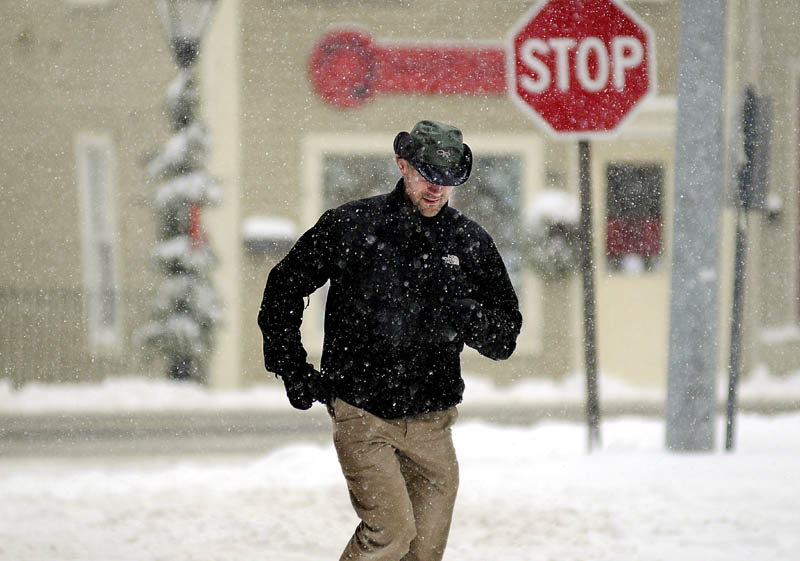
309;29;506;109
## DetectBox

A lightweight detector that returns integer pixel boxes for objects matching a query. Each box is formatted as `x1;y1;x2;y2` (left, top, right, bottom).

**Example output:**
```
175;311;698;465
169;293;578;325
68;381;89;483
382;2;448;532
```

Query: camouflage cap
393;120;472;186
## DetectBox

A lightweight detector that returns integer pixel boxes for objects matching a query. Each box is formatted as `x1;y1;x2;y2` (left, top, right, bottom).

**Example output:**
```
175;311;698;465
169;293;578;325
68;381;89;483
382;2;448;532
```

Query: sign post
507;0;655;451
725;86;771;451
578;139;600;449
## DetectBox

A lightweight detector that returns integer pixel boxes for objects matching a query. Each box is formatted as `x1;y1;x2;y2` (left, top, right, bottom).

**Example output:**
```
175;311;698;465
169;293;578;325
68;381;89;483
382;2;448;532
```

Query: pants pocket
330;398;368;423
445;406;459;429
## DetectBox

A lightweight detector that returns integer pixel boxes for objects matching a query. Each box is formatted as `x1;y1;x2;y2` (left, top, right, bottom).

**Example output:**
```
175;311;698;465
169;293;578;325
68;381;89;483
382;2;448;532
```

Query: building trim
75;131;121;355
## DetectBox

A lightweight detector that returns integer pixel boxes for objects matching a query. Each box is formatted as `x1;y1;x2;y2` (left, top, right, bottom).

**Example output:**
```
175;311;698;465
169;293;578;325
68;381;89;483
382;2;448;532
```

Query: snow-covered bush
155;170;221;210
151;236;217;274
524;189;581;280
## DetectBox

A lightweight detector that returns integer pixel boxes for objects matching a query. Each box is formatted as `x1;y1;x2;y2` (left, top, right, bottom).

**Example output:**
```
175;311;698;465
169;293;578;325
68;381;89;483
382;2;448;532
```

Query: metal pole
665;0;728;452
579;139;601;452
725;209;748;451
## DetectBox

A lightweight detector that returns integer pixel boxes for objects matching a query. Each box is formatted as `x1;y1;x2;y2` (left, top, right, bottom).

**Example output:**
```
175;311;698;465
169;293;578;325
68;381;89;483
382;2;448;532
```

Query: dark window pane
606;163;664;273
454;156;523;289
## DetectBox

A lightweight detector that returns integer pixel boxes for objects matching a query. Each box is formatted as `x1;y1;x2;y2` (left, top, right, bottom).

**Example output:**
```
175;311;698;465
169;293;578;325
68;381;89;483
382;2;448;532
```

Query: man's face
396;157;454;218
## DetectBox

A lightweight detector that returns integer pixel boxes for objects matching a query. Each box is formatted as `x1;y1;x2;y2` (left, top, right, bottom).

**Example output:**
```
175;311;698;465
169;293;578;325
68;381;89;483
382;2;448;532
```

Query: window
452;155;523;289
303;133;543;357
76;133;120;353
323;154;398;208
606;162;664;273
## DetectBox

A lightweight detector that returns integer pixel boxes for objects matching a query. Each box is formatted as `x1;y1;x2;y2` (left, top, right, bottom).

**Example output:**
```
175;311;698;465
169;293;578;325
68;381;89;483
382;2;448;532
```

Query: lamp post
158;0;215;68
139;0;221;382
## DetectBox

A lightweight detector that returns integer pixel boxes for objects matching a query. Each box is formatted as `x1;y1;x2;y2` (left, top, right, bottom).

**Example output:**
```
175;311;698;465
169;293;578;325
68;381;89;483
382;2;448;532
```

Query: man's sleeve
257;210;337;377
467;234;523;360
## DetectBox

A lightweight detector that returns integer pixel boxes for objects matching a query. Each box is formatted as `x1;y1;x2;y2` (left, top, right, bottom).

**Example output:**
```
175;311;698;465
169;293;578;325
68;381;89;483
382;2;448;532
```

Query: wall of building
1;1;172;385
749;0;800;374
3;0;798;393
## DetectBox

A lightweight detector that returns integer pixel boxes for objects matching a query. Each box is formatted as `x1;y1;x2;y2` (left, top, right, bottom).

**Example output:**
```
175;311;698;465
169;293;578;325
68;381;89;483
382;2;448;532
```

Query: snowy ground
1;413;798;561
1;370;799;561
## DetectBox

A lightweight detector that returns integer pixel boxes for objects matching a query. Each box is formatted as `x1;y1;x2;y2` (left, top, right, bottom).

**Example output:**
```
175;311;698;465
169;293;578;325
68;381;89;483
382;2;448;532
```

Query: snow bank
2;368;800;415
0;376;287;414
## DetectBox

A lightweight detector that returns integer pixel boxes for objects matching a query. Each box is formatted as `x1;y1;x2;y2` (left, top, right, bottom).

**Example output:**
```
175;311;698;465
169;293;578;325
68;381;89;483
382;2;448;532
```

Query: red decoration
508;0;655;135
189;204;204;248
309;29;506;109
606;217;661;259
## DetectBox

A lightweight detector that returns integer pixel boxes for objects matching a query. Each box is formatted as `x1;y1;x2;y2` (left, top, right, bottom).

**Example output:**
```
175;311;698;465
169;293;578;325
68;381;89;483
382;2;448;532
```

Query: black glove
281;364;330;410
426;298;490;344
448;298;490;343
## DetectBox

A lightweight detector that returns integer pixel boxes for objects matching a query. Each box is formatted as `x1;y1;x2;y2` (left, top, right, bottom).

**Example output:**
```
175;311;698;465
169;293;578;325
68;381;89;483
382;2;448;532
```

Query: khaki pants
330;398;460;561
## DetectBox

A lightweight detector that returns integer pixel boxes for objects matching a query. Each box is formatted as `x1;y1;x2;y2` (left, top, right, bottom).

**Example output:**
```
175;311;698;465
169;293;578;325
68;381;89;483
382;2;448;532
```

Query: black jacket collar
387;178;452;225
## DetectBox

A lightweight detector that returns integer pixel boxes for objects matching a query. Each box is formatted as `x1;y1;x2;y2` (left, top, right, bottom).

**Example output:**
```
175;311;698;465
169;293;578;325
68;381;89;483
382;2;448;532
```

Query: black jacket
258;180;522;418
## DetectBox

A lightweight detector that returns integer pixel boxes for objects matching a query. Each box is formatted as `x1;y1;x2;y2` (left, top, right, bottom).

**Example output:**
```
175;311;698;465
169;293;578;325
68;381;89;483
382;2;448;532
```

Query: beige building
2;0;798;392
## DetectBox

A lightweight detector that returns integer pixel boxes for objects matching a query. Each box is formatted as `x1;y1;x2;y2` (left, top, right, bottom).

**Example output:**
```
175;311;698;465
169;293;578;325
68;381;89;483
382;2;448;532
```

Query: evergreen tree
138;17;220;383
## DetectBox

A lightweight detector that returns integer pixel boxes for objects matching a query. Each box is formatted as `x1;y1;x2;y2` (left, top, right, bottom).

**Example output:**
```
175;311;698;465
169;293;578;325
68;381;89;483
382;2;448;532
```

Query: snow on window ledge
242;215;297;254
760;324;800;345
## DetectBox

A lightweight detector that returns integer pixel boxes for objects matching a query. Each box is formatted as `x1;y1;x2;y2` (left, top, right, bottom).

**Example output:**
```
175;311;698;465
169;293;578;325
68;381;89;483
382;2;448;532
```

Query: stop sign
507;0;655;135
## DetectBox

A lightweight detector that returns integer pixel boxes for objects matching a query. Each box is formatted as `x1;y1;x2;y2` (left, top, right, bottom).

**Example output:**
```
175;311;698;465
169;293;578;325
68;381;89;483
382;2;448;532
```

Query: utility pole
666;0;728;451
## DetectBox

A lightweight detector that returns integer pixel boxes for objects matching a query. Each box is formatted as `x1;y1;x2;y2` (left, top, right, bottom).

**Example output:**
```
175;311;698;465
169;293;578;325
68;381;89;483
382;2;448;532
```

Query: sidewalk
2;393;798;457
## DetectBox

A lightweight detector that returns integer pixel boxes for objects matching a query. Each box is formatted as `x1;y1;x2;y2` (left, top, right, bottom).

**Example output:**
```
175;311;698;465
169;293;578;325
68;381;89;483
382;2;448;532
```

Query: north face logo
442;254;460;266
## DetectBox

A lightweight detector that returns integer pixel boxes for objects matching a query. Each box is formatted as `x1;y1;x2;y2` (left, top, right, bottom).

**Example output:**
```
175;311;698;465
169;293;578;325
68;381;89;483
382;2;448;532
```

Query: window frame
300;132;546;357
75;132;122;355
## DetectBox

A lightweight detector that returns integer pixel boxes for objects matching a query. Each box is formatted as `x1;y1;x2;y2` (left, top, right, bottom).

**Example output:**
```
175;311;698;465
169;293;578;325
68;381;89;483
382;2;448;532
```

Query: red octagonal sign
507;0;655;136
